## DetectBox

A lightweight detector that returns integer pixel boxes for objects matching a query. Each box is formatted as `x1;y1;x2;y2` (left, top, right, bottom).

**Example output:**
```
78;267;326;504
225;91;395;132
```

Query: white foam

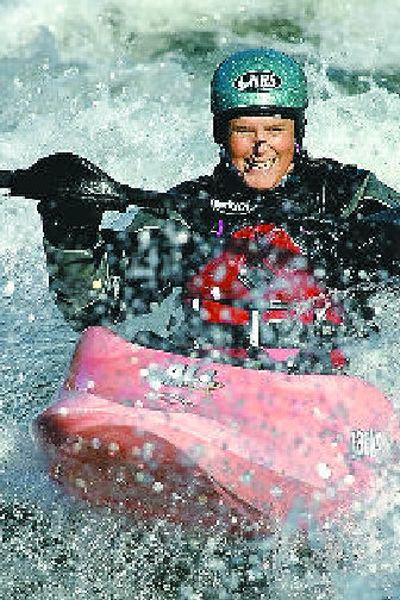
0;0;398;71
0;3;399;597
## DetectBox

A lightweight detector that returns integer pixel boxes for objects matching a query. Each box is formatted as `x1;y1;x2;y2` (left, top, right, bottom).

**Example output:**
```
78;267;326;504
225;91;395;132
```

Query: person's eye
232;128;254;135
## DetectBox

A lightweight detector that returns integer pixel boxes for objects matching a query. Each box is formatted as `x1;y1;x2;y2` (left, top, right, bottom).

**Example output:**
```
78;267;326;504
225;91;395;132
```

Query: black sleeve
105;210;191;316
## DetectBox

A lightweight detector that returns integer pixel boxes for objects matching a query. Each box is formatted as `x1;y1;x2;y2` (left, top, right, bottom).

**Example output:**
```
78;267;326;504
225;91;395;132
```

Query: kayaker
37;48;400;372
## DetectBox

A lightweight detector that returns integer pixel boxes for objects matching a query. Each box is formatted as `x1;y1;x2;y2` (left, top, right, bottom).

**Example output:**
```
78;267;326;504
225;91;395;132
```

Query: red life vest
184;224;346;369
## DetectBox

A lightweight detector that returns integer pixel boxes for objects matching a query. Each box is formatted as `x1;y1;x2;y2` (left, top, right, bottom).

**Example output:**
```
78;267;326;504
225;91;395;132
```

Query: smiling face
227;116;296;190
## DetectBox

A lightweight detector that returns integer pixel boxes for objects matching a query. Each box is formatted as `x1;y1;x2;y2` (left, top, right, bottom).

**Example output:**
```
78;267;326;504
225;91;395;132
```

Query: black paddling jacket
42;154;400;371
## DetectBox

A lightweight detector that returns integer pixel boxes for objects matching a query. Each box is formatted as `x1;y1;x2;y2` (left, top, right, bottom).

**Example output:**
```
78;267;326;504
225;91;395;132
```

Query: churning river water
1;1;400;598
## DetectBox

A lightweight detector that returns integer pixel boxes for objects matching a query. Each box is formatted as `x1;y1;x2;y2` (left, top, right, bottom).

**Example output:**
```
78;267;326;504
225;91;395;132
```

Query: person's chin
243;168;279;190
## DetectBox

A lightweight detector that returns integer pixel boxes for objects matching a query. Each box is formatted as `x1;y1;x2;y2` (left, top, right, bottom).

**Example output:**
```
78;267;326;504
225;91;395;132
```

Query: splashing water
1;1;400;598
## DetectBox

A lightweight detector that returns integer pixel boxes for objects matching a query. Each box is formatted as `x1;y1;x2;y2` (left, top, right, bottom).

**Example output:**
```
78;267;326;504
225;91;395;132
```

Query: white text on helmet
234;71;282;93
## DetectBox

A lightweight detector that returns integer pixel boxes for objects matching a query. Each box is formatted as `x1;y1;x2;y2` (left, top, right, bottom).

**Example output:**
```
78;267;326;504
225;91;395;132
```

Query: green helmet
211;48;308;143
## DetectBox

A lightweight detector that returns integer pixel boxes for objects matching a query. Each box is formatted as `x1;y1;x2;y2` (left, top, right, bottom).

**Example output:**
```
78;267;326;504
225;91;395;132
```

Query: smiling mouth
245;157;277;172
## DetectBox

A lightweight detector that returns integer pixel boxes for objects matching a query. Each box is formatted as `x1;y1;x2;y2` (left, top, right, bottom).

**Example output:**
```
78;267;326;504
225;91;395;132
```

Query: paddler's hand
6;152;190;248
37;196;103;249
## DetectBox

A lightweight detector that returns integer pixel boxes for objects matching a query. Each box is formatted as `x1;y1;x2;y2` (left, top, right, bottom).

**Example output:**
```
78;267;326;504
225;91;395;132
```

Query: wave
0;0;398;71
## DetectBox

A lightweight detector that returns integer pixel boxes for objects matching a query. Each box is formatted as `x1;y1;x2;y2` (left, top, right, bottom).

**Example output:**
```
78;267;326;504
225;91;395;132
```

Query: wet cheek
276;135;295;154
228;138;252;158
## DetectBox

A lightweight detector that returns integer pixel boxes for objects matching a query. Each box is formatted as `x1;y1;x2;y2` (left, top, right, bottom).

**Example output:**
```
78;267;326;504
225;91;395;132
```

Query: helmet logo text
234;71;282;93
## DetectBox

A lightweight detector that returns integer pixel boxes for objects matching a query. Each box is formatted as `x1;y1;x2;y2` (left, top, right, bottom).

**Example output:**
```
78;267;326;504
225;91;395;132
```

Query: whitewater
1;1;400;598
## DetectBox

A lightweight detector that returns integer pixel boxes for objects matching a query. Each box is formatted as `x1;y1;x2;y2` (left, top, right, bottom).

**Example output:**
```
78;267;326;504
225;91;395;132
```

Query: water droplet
108;442;119;454
143;442;155;460
317;462;332;480
241;470;254;485
72;438;83;453
271;486;283;497
153;481;164;493
3;281;15;297
344;474;355;486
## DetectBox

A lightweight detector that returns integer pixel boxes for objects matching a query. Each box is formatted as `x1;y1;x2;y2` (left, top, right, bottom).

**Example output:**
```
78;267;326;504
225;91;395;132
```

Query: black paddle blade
2;151;206;220
9;152;134;210
5;151;200;218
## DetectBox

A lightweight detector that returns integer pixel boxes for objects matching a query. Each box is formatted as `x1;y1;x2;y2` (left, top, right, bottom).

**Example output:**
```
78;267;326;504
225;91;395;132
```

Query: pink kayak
35;326;399;533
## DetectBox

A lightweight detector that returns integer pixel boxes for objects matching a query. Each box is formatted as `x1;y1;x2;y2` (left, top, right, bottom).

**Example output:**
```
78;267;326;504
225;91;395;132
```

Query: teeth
247;159;276;170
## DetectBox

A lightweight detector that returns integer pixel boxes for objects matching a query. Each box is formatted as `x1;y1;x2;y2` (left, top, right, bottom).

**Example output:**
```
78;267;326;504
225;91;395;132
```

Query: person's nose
253;128;269;154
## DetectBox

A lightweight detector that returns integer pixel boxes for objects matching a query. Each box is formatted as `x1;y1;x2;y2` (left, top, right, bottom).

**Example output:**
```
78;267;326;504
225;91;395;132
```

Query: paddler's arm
349;171;400;279
363;174;400;208
39;198;189;331
342;172;400;217
341;209;400;339
38;197;117;330
0;151;189;330
340;171;400;301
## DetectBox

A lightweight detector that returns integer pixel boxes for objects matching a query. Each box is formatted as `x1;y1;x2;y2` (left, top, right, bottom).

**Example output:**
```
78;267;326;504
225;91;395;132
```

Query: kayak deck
35;326;399;532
